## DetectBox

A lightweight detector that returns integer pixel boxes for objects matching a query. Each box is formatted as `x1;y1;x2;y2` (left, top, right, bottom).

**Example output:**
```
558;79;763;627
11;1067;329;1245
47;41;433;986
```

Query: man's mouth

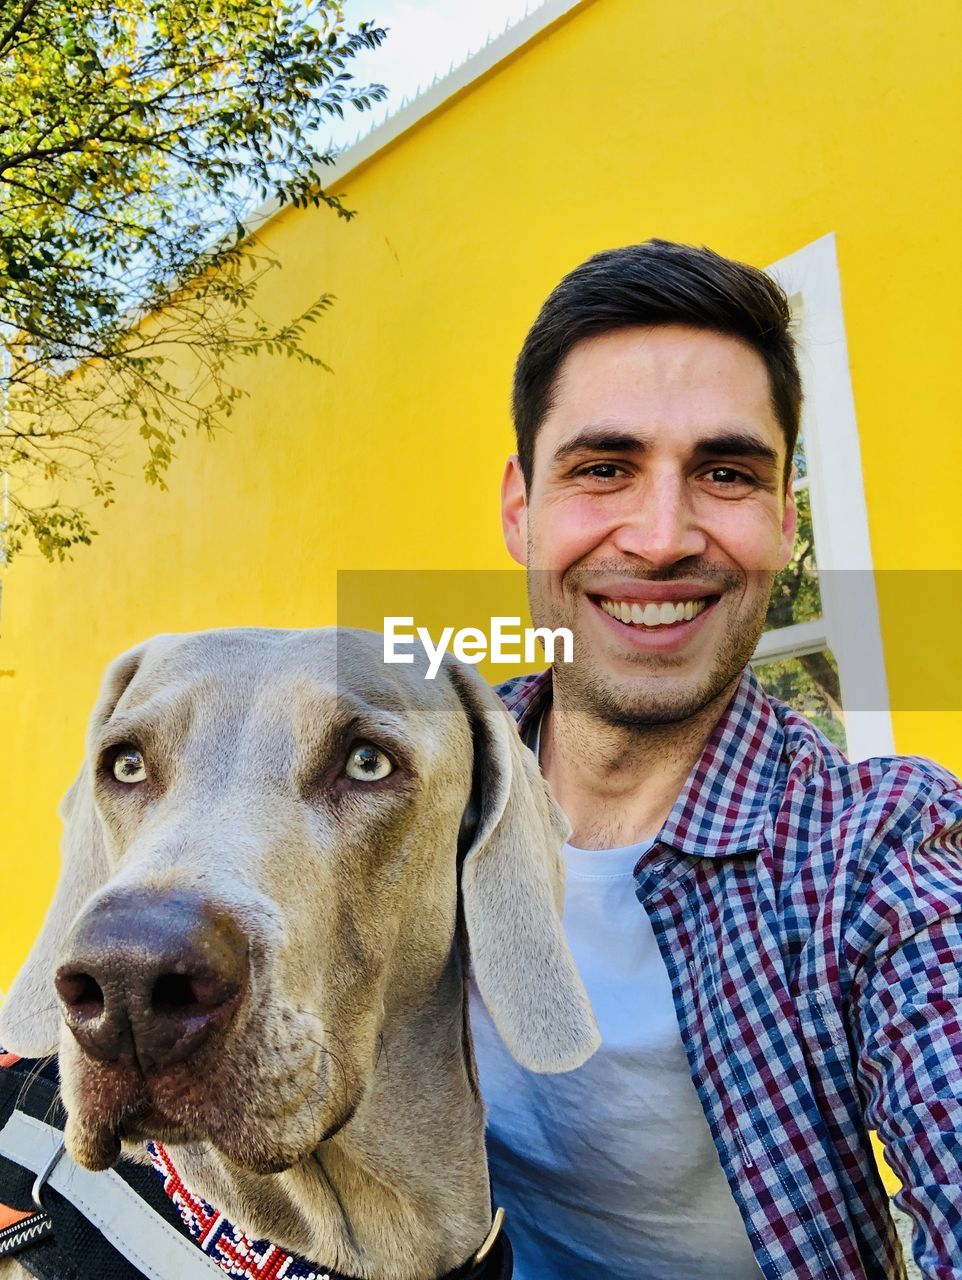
595;595;715;628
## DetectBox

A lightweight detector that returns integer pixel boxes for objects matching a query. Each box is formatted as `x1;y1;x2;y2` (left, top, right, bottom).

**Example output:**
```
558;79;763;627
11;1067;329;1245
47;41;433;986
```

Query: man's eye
344;742;394;782
577;463;623;480
707;467;752;485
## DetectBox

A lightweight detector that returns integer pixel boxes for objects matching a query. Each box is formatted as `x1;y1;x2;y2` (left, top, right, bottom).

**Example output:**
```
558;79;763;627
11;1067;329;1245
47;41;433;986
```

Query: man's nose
608;475;708;568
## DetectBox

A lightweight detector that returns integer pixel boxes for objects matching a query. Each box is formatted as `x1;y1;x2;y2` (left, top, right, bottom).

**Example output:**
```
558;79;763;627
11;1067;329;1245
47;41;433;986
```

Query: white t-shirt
469;724;763;1278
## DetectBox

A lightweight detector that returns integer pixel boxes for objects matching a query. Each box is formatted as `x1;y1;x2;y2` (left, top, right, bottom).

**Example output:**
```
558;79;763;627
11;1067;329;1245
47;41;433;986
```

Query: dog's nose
55;890;249;1072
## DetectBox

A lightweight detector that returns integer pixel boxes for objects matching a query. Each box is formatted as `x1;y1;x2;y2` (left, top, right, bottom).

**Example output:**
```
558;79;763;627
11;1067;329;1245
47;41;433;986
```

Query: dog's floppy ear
0;643;149;1055
445;660;600;1073
0;766;107;1055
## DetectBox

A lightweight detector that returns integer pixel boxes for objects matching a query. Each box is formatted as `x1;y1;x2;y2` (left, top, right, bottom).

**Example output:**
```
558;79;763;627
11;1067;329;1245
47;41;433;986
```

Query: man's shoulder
775;695;960;807
771;701;962;965
771;696;962;866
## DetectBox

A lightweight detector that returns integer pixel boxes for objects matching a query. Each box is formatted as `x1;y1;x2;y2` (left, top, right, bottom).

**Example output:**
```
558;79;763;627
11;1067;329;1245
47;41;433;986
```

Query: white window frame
753;233;895;762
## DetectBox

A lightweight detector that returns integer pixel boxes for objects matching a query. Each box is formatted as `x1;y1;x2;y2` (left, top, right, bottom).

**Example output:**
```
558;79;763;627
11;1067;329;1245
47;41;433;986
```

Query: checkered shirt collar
504;665;784;859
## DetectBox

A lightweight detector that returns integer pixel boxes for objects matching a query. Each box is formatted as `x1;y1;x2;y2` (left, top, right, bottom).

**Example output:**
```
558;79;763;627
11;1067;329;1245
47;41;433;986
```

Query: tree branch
0;0;40;60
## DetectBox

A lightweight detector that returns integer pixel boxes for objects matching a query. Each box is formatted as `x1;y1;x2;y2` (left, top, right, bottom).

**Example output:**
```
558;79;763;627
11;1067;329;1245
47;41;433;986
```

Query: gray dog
0;628;599;1280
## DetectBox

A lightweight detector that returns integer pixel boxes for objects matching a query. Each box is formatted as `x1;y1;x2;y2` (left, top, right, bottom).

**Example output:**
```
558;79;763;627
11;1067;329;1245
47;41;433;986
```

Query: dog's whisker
13;1051;58;1114
298;1033;352;1122
374;1030;390;1074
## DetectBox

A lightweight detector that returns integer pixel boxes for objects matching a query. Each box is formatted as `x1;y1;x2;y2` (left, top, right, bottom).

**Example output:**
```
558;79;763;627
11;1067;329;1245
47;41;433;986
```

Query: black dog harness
0;1056;512;1280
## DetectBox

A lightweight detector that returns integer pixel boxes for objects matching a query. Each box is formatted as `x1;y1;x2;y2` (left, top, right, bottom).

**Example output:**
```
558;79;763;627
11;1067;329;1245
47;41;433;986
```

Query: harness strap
0;1110;223;1279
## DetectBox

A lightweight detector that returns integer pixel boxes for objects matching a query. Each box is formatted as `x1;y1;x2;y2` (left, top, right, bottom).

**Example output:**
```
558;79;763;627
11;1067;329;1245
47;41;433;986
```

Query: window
752;235;894;762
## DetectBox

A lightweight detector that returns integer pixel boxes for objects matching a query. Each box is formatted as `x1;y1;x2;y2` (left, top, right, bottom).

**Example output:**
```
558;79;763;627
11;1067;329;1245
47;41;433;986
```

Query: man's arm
852;784;962;1279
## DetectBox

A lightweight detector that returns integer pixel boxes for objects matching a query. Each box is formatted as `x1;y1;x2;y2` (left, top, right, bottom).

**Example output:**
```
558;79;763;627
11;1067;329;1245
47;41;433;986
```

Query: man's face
502;324;797;726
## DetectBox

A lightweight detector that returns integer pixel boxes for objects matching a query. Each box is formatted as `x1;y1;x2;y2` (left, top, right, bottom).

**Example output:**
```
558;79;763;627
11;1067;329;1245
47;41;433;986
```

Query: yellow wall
3;0;961;989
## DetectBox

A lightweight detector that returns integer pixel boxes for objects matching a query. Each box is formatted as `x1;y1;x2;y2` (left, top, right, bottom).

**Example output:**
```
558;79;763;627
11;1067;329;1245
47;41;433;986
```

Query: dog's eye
344;742;393;782
112;747;147;784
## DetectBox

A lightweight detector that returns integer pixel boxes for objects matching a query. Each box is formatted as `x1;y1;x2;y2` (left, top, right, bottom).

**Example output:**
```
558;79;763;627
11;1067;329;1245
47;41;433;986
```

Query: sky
327;0;540;149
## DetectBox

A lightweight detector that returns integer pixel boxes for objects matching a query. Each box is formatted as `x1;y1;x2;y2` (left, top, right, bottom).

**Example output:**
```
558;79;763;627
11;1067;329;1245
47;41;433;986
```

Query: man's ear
0;766;108;1055
778;464;798;570
501;455;528;567
446;658;599;1074
0;641;151;1055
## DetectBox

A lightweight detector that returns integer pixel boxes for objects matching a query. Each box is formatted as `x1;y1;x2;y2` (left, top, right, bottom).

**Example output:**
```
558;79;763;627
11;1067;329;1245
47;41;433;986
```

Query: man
468;240;962;1279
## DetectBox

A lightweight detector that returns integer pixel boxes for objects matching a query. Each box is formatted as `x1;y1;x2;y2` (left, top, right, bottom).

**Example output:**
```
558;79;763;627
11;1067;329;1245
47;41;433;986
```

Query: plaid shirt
496;666;962;1280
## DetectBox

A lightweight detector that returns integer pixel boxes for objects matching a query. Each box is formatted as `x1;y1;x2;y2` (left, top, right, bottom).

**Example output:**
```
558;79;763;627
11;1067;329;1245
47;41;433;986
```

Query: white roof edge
243;0;589;236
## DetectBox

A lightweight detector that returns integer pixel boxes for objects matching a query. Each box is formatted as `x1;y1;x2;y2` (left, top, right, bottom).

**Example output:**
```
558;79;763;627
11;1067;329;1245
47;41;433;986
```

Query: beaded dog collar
147;1141;510;1280
148;1140;341;1280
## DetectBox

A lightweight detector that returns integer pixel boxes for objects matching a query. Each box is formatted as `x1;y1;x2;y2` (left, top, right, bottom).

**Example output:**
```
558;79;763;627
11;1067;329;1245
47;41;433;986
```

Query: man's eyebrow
550;428;650;465
550;426;781;469
691;433;780;467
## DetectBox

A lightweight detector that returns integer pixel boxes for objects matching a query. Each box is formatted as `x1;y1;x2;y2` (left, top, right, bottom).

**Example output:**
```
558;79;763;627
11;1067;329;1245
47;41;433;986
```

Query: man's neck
539;680;738;850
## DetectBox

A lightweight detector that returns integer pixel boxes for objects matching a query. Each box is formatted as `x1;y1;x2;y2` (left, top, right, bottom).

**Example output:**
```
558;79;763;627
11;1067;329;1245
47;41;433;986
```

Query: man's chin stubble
553;658;741;729
551;604;768;730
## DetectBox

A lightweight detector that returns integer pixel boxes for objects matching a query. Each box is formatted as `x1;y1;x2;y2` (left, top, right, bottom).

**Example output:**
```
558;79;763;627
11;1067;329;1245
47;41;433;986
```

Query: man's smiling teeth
599;597;709;627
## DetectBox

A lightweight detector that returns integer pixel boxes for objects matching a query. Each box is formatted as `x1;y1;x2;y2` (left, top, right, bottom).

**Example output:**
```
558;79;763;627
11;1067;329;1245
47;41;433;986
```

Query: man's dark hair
512;239;801;487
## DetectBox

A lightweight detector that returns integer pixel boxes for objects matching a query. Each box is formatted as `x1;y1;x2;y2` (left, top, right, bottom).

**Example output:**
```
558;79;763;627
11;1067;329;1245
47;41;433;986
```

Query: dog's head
0;628;598;1174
